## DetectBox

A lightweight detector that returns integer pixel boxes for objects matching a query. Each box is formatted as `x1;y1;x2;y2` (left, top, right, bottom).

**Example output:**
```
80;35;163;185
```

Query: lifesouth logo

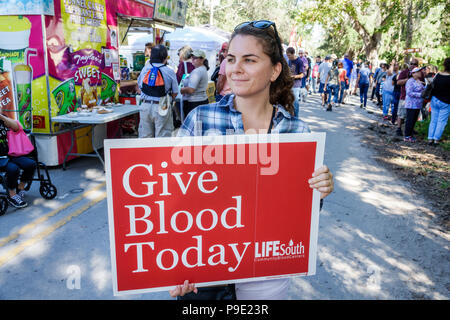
254;239;305;261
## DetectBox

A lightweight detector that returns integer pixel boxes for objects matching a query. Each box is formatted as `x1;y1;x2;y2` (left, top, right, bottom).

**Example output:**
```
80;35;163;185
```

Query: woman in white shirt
180;49;210;119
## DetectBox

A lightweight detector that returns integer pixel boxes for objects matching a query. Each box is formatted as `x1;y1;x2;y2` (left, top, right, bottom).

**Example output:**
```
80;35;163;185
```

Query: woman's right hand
169;280;198;298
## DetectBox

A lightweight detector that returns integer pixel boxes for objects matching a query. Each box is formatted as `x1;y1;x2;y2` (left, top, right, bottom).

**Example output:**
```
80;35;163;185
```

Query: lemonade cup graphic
0;16;32;65
14;64;33;129
52;78;79;115
100;73;117;104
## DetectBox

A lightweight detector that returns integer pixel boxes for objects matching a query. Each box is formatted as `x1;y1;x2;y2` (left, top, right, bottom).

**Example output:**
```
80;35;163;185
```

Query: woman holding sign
171;20;334;300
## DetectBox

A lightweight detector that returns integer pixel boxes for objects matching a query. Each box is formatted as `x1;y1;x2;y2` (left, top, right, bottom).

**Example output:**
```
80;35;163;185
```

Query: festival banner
61;0;107;53
105;133;325;295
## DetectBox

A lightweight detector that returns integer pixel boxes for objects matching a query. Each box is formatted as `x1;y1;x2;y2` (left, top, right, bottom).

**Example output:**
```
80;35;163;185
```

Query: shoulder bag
421;75;435;100
7;120;34;157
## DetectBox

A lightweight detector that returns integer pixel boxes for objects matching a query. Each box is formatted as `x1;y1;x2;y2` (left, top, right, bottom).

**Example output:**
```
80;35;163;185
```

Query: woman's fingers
169;285;182;297
309;165;334;199
169;280;197;297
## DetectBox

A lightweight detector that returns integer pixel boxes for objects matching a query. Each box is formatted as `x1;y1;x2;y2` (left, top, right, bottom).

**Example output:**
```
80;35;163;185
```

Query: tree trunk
365;32;382;67
404;0;414;63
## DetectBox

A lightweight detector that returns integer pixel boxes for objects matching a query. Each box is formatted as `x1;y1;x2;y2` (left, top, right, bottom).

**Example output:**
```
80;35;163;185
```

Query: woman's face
192;56;204;68
412;71;421;80
226;34;281;99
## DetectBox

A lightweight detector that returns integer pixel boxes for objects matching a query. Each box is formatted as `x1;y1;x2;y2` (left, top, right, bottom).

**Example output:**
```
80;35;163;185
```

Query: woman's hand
308;165;334;199
169;280;198;298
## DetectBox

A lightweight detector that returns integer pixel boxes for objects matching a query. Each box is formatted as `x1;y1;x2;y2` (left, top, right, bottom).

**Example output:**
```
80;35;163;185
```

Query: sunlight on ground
90;253;111;291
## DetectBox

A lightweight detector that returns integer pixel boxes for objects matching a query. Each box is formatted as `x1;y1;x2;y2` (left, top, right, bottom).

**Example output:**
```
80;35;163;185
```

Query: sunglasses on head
234;20;283;57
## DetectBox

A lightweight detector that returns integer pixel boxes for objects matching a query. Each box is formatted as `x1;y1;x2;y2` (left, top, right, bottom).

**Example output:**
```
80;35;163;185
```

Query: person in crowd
318;55;331;107
341;53;353;103
324;59;340;111
137;45;179;138
218;42;228;65
356;61;371;109
305;50;312;94
421;65;437;121
370;63;382;101
286;47;304;117
427;57;450;145
403;67;425;142
298;49;309;96
144;42;154;61
176;45;195;83
311;56;321;94
374;63;387;107
170;20;334;300
215;42;232;102
396;59;419;136
381;64;397;120
175;46;195;124
349;61;359;95
180;49;210;118
337;61;348;105
0;113;37;208
391;62;401;125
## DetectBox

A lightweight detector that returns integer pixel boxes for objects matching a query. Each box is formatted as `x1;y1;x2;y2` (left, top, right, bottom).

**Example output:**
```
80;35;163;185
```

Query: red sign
105;133;325;295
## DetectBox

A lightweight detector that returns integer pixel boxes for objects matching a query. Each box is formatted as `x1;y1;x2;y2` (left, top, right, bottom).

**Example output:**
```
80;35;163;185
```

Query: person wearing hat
215;42;232;102
180;49;210;118
137;44;179;138
403;66;426;142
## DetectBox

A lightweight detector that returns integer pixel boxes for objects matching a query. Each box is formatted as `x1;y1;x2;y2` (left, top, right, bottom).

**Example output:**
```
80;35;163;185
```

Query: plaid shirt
177;94;310;136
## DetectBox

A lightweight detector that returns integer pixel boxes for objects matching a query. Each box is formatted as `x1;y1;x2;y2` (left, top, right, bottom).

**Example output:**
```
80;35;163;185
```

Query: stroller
0;131;57;215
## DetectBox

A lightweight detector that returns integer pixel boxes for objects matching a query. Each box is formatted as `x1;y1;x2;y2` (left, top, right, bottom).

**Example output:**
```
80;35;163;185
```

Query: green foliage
414;116;450;142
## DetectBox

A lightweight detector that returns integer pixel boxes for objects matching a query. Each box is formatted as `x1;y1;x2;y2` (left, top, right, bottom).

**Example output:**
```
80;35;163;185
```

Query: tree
297;0;403;65
185;0;301;43
297;0;448;66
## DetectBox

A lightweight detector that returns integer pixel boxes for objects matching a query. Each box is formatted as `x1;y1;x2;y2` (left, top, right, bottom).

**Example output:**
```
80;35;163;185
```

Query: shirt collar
219;94;293;119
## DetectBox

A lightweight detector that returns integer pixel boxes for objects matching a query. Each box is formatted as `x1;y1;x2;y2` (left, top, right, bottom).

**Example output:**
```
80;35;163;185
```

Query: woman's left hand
308;165;334;199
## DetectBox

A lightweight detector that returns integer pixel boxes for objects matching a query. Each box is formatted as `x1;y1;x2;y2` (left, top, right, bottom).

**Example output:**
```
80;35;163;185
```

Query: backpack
142;64;167;97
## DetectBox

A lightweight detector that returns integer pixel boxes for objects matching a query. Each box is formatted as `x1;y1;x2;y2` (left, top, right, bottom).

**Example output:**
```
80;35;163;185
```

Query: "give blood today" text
120;161;251;274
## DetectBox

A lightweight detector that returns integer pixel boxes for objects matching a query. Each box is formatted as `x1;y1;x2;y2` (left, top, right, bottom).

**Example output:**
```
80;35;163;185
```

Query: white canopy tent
164;26;229;78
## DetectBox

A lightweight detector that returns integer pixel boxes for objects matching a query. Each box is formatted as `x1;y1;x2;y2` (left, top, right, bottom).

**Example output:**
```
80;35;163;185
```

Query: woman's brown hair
230;25;295;115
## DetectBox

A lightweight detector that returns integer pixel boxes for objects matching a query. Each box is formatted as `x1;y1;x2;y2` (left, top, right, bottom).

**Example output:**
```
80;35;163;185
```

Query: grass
414;116;450;142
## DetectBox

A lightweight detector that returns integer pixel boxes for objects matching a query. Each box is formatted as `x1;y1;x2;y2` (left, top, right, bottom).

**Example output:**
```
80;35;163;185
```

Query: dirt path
287;93;449;299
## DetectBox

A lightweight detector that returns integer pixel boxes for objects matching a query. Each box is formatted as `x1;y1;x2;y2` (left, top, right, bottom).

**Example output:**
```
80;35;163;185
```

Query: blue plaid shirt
177;94;310;136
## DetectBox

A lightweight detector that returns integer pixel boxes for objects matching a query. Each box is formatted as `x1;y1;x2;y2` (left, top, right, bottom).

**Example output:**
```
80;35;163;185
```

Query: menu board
154;0;187;27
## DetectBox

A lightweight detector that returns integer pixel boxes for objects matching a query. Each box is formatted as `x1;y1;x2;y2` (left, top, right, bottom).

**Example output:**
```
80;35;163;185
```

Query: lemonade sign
61;0;107;53
0;16;31;64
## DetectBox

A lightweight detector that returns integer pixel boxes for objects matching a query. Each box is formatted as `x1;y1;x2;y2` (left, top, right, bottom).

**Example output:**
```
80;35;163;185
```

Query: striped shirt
177;94;310;137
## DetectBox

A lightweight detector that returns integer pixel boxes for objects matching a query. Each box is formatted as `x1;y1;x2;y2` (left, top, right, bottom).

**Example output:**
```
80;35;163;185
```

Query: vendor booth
0;0;187;167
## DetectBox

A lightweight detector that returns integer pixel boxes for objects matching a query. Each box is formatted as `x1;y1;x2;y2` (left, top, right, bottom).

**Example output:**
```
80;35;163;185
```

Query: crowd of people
279;47;449;145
